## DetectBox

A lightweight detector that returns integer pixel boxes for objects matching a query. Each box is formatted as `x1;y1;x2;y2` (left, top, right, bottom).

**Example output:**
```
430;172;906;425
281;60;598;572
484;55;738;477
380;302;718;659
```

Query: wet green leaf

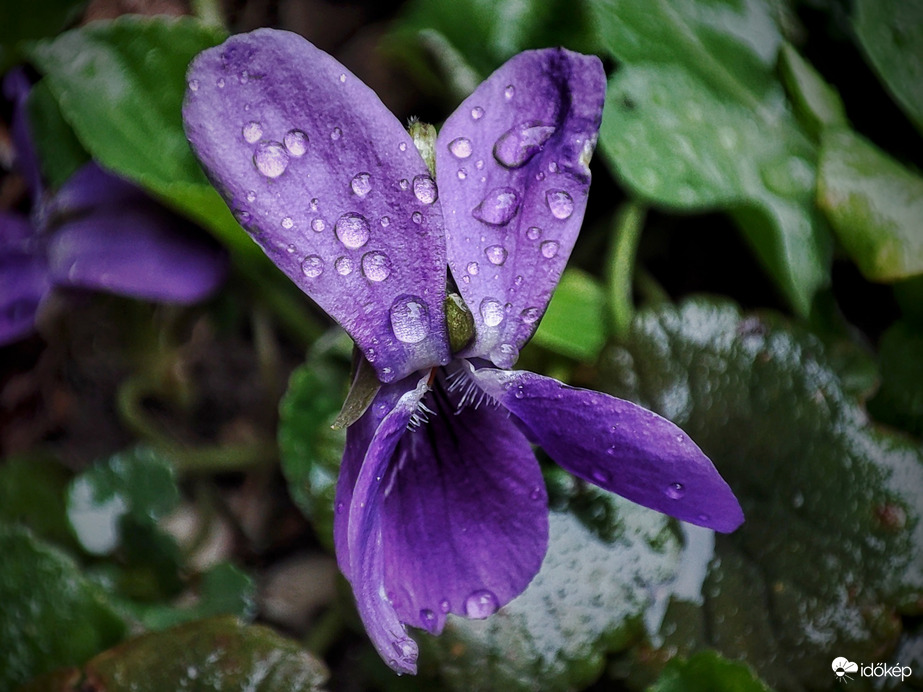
26;79;89;190
0;454;76;551
591;0;832;315
0;523;125;691
649;650;772;692
599;297;923;690
869;320;923;438
532;268;608;362
20;616;328;692
818;128;923;282
854;0;923;133
778;42;847;140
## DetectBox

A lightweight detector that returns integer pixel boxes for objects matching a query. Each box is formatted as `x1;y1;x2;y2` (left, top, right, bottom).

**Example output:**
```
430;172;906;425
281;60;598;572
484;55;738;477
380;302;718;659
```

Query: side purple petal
46;201;227;303
380;369;548;637
183;29;450;383
472;368;745;533
435;49;606;367
0;212;49;345
47;162;147;217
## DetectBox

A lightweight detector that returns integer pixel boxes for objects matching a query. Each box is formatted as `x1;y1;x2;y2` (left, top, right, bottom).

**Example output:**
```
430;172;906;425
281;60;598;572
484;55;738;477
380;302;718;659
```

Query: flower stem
607;201;646;338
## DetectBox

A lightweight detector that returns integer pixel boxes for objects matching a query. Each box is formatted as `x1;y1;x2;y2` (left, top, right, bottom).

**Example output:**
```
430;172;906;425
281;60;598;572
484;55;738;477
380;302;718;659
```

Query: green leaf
649;650;772;692
817;128;923;282
20;616;328;692
0;0;84;72
854;0;923;134
0;523;126;690
599;297;923;690
0;454;76;551
420;466;683;691
778;42;848;140
26;79;89;190
869;320;923;437
26;16;257;258
532;268;608;362
591;0;832;315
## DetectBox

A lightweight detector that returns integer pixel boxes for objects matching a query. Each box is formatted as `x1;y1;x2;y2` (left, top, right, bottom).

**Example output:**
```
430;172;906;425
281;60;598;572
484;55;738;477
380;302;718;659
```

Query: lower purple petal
0;213;49;345
471;367;744;533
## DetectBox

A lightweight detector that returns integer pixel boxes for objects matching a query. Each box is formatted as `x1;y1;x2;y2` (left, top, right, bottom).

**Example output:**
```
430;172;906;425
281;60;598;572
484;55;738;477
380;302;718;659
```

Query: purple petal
46;201;226;303
183;29;450;383
435;49;606;367
48;162;146;217
379;369;548;637
3;68;44;200
472;368;745;533
0;212;49;345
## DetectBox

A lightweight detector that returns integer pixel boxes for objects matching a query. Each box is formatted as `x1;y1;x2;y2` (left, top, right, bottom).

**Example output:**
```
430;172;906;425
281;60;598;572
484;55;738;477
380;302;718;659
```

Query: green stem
607;202;646;338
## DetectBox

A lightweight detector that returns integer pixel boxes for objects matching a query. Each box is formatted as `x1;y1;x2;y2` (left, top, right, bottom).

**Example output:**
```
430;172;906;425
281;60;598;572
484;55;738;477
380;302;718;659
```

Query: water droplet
413;175;437;204
504;85;515;100
466;261;479;275
309;198;319;211
286;243;295;253
399;178;410;190
457;168;468;180
480;298;505;327
540;240;559;258
335;213;370;249
335;256;354;275
242;121;263;143
529;486;543;501
420;608;436;627
526;226;542;240
513;275;523;288
493;121;555;168
399;141;407;152
301;255;324;278
475;159;485;170
188;78;199;91
380;216;390;227
239;70;250;84
281;216;294;229
471;106;485;120
330;127;342;141
390;296;429;343
246;190;257;203
311;218;326;233
472;187;520;226
485;245;508;265
253;141;289;178
412;211;423;224
439;599;451;613
216;77;225;88
338;73;347;83
362;251;392;282
284;129;308;156
665;482;685;500
449;137;473;159
521;307;541;324
546;190;574;219
491;342;519;364
548;161;559;173
351;172;372;197
464;590;499;618
234;209;251;225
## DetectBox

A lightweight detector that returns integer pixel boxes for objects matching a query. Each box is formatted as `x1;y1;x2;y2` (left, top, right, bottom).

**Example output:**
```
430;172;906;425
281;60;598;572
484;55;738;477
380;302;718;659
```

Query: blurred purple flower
0;69;227;345
184;30;744;674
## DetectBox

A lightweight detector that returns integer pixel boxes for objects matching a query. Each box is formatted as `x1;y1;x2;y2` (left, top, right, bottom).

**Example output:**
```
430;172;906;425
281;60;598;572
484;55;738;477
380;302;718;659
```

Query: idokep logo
832;657;912;684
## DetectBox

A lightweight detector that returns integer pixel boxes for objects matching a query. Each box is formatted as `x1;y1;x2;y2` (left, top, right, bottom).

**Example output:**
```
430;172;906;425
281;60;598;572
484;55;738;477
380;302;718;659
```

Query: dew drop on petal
464;590;499;619
188;78;199;91
309;198;319;212
448;137;473;159
546;190;574;219
338;73;347;83
521;306;541;324
380;216;390;227
493;122;556;168
242;121;263;144
283;129;308;156
466;261;479;276
485;245;508;265
529;486;543;501
362;251;392;282
216;77;225;88
351;172;372;197
540;240;559;258
665;482;685;500
399;141;407;152
335;212;370;249
286;243;295;253
281;216;294;229
390;296;429;344
234;209;251;225
331;127;342;141
471;106;485;120
399;178;410;190
301;255;324;278
413;175;438;204
335;256;354;275
475;159;485;170
246;190;257;203
412;211;423;224
253;141;289;178
472;187;520;226
504;84;515;100
480;298;505;327
526;226;542;240
311;218;326;233
420;608;436;628
439;599;451;613
490;342;519;365
457;168;468;180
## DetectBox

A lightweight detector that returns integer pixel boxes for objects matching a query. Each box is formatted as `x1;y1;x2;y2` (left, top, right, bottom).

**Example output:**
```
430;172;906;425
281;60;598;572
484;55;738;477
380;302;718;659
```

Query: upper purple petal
3;68;44;200
48;162;146;217
435;49;606;366
183;29;451;382
0;212;49;345
471;367;744;533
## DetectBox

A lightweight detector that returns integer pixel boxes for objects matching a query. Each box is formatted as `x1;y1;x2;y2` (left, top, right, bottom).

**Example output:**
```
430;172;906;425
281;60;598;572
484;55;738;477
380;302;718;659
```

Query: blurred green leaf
854;0;923;134
0;454;76;550
532;268;608;362
818;128;923;282
25;79;89;189
0;0;84;72
778;42;847;140
592;0;832;315
0;523;125;691
869;320;923;438
600;297;923;690
648;650;772;692
20;616;328;692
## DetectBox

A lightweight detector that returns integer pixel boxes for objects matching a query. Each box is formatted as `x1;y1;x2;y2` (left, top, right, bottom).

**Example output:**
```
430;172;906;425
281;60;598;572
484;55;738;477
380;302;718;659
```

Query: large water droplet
464;590;499;619
493;121;556;168
253;141;289;178
284;129;308;156
521;307;541;324
526;226;542;240
665;482;685;500
390;296;429;344
362;251;392;282
471;106;485;120
448;137;473;159
480;298;505;327
546;189;574;219
412;175;438;205
540;240;559;258
335;256;354;276
351;172;372;197
281;216;294;229
301;255;324;278
335;212;370;249
242;121;263;144
472;187;520;226
485;245;508;265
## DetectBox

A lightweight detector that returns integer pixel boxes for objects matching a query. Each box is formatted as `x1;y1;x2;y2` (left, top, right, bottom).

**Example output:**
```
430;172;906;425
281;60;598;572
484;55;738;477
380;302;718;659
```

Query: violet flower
183;29;744;674
0;69;227;345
